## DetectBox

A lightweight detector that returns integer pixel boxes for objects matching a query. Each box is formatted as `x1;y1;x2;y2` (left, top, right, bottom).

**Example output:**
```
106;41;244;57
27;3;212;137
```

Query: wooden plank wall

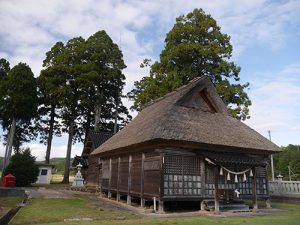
100;151;161;199
119;156;129;193
110;158;118;190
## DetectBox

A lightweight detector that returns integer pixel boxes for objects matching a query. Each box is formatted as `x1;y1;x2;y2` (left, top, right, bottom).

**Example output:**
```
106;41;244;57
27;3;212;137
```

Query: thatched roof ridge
92;76;280;156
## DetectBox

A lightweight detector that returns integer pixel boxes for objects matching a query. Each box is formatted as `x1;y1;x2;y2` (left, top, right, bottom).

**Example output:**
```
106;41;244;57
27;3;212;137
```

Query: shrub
3;148;39;186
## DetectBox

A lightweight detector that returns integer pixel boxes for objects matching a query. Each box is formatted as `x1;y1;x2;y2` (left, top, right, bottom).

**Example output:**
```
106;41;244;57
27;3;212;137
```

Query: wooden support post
158;200;164;213
252;167;258;211
200;158;206;197
200;201;206;211
117;157;121;201
108;158;112;198
214;166;220;214
153;197;157;212
127;155;132;205
265;198;271;208
98;158;102;195
140;153;145;207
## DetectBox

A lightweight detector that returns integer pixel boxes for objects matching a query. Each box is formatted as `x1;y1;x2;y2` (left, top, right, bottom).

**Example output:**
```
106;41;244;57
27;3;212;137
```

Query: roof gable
176;78;228;115
82;131;113;155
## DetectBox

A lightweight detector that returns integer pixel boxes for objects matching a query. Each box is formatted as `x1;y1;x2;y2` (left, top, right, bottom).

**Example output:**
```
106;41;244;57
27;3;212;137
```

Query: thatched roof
92;76;280;156
82;131;113;156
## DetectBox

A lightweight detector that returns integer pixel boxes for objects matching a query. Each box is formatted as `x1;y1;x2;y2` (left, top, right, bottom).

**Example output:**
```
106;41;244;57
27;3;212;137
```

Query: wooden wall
100;151;161;199
98;149;269;201
84;155;99;186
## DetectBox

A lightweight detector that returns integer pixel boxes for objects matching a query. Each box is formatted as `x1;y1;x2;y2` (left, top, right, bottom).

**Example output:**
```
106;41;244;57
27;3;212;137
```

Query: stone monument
71;163;85;190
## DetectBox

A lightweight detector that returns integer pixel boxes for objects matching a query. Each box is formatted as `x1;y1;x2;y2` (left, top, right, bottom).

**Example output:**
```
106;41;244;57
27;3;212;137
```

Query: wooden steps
204;200;250;212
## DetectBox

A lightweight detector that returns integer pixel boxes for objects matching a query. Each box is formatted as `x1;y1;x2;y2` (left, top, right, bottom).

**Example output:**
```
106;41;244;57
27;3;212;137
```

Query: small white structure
72;163;85;189
36;164;53;184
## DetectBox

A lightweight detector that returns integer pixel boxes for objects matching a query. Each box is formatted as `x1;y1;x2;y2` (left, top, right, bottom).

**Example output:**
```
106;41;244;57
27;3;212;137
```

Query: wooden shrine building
91;76;280;212
81;131;113;186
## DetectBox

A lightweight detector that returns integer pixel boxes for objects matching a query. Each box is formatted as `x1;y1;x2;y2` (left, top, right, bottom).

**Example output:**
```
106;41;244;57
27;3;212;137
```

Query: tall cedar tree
42;31;130;183
60;37;86;183
37;42;65;164
129;9;251;120
79;31;130;138
62;31;130;182
0;58;10;127
1;63;38;170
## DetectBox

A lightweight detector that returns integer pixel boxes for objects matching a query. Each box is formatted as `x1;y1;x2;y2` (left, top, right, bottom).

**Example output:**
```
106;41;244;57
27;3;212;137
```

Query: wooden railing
269;181;300;196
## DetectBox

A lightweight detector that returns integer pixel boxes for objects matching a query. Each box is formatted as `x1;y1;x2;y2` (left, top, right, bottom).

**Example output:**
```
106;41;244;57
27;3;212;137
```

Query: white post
153;197;156;212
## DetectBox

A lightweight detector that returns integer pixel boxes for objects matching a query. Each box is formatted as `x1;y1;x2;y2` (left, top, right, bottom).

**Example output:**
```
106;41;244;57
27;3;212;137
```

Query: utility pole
288;166;292;181
268;130;275;181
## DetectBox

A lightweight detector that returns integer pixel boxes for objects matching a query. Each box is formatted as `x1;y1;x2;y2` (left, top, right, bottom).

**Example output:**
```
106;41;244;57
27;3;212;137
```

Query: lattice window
164;155;182;174
238;176;252;195
163;154;201;196
205;183;215;196
256;167;267;195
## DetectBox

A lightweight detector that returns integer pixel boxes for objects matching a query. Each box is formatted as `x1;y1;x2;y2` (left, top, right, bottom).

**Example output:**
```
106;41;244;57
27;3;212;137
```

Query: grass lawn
10;197;138;225
10;198;300;225
0;197;24;217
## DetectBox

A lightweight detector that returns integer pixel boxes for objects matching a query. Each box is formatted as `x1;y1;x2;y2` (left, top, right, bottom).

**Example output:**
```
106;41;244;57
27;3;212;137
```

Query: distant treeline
273;144;300;181
0;157;73;174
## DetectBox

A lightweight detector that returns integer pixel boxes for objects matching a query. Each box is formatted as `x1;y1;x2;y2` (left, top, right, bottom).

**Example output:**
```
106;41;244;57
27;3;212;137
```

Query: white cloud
245;63;300;146
1;0;299;160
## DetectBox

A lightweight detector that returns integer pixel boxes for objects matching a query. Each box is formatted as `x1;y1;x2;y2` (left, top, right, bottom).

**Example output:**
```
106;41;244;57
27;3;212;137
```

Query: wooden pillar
200;158;206;211
98;158;102;195
108;158;112;198
252;167;258;211
265;198;271;208
158;200;164;213
140;153;145;207
214;166;220;214
200;201;206;211
265;166;271;208
159;153;164;213
127;155;132;205
117;157;121;201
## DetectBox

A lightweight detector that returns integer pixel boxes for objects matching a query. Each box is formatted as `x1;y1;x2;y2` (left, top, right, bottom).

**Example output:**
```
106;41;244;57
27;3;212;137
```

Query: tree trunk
62;121;74;184
94;90;103;132
83;109;91;145
2;118;16;170
45;106;55;164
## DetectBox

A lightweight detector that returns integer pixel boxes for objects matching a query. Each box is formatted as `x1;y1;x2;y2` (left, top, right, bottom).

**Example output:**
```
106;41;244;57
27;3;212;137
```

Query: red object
1;174;16;187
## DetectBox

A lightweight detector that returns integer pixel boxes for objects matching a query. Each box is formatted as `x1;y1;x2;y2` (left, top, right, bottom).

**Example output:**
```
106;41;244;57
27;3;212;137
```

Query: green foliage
273;145;300;180
2;63;38;121
129;8;251;120
0;62;38;150
39;31;131;182
3;148;39;186
0;58;10;126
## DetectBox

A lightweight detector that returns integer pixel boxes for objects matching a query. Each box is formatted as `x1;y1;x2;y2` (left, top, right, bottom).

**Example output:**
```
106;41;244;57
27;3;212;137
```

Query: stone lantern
72;163;85;189
276;174;283;181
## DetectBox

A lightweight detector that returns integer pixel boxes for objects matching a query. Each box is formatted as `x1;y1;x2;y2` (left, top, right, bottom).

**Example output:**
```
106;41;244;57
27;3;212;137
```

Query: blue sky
0;0;299;160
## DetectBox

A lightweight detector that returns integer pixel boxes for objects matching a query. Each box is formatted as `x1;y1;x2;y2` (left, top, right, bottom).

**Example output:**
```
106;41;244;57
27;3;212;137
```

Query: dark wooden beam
252;167;258;211
200;158;206;210
117;157;121;201
140;153;145;207
108;158;112;198
127;155;132;205
214;166;220;214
